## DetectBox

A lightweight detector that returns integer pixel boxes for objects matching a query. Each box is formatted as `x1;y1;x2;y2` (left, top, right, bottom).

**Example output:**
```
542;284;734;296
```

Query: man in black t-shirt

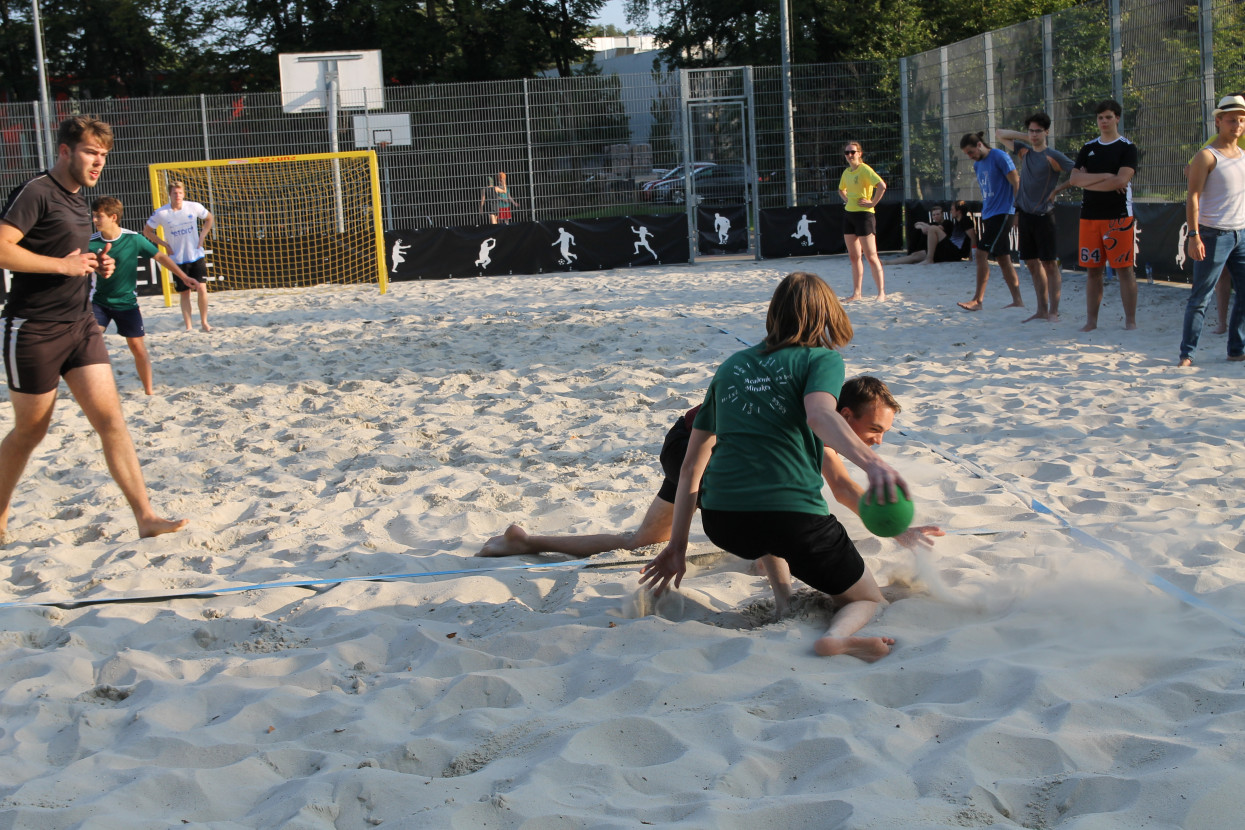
1069;99;1140;331
0;116;187;544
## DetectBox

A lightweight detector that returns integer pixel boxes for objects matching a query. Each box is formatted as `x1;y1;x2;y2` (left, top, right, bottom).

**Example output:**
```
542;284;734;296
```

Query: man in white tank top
1180;94;1245;365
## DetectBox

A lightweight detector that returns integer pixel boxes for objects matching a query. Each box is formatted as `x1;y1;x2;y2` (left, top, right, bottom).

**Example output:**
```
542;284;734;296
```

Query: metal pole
32;0;55;167
1109;0;1123;107
984;33;996;143
328;63;345;233
523;78;537;221
200;94;216;218
900;57;911;203
1042;15;1055;144
778;0;796;206
679;69;695;263
744;67;761;258
940;47;951;200
1198;0;1216;140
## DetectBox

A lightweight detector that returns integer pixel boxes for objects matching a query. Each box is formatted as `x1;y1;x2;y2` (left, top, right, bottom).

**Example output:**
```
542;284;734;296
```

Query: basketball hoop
375;141;391;151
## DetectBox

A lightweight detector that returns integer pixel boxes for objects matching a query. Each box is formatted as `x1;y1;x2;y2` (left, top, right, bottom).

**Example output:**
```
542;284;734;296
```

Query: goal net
147;151;387;298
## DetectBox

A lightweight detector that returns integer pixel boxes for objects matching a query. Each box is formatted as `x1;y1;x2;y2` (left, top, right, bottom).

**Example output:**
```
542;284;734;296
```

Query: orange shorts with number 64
1079;217;1135;269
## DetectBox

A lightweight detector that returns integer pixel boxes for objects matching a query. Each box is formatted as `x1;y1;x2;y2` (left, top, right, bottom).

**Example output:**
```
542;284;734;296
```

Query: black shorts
977;214;1014;258
700;509;866;596
842;212;876;237
175;257;208;292
93;304;146;339
1016;210;1058;261
3;314;112;394
656;414;693;503
933;237;970;262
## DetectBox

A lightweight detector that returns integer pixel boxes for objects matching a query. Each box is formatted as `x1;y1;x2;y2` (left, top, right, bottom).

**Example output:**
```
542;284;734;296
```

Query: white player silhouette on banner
632;225;656;259
476;238;497;269
792;214;815;247
553;227;578;264
714;213;731;245
391;238;410;270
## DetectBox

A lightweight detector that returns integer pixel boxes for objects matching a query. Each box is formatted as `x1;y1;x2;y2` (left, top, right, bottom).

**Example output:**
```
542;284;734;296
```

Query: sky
594;0;644;31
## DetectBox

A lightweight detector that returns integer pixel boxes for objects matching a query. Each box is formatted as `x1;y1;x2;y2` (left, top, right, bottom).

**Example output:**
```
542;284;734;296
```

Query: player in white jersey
145;181;213;332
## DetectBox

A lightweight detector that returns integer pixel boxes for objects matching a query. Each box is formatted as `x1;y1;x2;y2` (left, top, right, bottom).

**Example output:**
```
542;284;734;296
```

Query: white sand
2;259;1244;828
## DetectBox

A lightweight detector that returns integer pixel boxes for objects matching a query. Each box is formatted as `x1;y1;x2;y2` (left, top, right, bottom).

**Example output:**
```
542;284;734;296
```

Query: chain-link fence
2;0;1242;248
902;0;1245;206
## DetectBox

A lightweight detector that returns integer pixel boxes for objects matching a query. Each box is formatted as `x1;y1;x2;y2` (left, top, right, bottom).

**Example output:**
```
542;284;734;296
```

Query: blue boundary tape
0;558;638;612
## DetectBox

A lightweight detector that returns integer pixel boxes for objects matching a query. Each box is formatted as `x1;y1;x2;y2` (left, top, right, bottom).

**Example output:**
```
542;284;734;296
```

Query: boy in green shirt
89;197;196;395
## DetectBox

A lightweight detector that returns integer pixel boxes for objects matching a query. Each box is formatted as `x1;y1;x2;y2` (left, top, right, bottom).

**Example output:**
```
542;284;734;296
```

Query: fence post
679;68;695;264
1198;0;1215;140
900;57;912;203
1042;15;1055;135
523;78;537;222
940;47;951;200
1110;0;1124;106
984;33;997;143
744;66;762;258
200;94;211;160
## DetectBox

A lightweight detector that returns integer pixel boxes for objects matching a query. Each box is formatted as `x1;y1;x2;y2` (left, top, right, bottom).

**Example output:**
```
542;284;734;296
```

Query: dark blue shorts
93;304;145;339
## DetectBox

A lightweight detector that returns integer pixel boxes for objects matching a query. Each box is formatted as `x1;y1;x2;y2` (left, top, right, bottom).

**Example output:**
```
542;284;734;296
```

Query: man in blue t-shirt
956;132;1023;312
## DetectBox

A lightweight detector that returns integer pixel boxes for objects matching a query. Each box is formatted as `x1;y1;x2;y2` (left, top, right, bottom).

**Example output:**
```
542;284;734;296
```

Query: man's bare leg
63;364;187;538
843;235;864;301
957;249;990;311
0;389;58;541
479;496;674;557
179;291;193;331
997;255;1024;308
125;337;154;395
759;554;793;619
814;567;894;661
1043;260;1062;321
196;285;212;332
1117;265;1138;330
1214;271;1230;334
1022;257;1050;321
1081;267;1106;331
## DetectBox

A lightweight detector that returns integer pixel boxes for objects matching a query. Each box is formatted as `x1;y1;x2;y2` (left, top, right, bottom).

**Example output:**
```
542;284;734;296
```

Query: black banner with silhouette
695;205;749;254
384;214;690;281
759;204;903;259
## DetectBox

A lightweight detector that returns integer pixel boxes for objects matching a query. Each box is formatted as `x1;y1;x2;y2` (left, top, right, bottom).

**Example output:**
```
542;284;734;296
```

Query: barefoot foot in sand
139;516;189;538
957;300;982;312
814;635;895;662
479;524;537;557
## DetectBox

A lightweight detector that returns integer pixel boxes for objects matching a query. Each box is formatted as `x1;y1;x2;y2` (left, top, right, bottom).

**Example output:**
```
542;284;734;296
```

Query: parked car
653;163;749;205
640;162;716;201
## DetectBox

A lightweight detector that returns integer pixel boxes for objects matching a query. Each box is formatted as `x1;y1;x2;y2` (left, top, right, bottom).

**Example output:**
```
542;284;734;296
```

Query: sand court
1;258;1243;827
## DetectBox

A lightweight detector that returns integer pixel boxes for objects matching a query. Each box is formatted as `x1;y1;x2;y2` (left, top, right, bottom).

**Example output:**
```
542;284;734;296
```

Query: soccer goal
147;151;387;301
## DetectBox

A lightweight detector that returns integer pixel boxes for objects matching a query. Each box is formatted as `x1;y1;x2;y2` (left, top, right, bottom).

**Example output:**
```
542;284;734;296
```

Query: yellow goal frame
148;150;388;305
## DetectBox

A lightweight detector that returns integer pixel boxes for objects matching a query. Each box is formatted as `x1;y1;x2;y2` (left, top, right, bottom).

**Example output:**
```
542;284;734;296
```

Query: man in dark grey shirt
998;112;1075;322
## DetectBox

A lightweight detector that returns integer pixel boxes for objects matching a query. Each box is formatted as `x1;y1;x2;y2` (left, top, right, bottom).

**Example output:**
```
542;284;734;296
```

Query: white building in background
582;35;660;61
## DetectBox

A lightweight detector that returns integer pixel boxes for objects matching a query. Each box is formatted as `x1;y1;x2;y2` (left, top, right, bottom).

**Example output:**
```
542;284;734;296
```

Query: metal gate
680;68;759;260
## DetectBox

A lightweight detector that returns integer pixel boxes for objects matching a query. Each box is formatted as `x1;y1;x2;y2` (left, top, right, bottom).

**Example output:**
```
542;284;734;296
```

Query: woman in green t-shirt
641;272;911;662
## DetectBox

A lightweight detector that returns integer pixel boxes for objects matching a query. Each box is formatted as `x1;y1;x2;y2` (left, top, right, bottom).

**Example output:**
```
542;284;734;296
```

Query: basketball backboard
353;113;411;148
280;50;384;114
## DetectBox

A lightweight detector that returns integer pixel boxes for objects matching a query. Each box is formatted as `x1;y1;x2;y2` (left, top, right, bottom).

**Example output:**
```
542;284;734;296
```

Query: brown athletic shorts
3;314;111;394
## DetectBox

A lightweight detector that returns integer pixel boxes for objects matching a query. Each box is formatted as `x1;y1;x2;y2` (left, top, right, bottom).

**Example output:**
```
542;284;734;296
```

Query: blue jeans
1180;226;1245;361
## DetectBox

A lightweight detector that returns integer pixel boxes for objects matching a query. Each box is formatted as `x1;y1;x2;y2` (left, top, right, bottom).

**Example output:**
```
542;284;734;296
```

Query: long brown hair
763;271;853;353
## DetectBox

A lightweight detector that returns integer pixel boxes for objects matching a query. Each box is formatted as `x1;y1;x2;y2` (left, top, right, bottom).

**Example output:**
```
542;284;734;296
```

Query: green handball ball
858;490;914;537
